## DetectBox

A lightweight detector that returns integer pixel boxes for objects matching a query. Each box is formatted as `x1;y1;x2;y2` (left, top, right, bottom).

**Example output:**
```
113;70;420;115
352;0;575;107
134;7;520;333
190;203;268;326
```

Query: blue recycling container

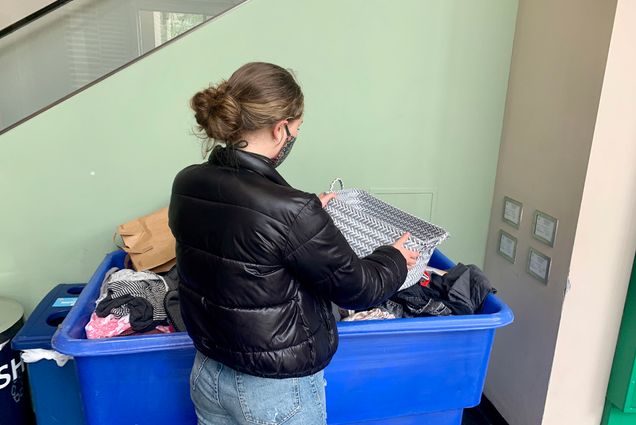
12;284;86;425
52;250;513;425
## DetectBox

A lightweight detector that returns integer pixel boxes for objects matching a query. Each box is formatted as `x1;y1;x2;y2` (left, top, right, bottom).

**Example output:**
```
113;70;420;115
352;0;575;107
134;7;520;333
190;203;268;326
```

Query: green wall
0;0;518;314
604;255;636;423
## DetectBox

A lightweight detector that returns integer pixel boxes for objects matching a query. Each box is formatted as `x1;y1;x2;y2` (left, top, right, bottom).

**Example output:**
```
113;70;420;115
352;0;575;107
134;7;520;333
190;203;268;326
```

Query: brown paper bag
115;207;176;273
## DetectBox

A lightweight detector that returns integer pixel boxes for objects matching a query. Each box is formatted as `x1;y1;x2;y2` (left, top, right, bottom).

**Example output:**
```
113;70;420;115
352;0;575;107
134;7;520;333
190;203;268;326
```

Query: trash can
12;284;86;425
53;250;513;425
0;297;34;425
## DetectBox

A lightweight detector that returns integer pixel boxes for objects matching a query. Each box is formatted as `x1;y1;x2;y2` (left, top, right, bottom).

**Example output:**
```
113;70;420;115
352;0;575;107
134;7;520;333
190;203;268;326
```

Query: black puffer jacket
168;147;407;378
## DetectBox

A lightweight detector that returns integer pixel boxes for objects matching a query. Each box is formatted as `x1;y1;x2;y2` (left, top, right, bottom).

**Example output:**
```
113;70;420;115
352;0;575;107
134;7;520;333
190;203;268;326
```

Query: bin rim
12;283;86;351
52;250;514;357
53;329;194;356
337;293;513;337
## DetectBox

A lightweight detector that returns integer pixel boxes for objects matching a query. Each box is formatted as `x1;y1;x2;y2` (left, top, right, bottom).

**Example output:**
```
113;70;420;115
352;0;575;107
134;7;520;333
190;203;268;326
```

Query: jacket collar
208;147;290;187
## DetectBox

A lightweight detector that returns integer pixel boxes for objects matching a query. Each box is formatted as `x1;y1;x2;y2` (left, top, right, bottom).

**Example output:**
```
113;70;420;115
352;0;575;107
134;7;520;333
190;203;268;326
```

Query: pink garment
85;313;174;339
117;325;174;337
85;312;131;339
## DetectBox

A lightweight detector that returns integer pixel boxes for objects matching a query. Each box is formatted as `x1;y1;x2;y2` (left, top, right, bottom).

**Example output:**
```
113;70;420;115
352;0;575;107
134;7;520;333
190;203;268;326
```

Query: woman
169;62;418;425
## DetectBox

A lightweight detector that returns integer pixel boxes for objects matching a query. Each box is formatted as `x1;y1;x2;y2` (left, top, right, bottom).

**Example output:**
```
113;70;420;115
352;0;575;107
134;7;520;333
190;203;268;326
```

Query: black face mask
271;124;297;168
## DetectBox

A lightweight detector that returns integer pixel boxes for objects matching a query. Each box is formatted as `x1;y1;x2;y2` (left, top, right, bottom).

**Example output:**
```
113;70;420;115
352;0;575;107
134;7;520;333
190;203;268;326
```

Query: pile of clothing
85;266;185;339
338;263;496;322
87;259;494;334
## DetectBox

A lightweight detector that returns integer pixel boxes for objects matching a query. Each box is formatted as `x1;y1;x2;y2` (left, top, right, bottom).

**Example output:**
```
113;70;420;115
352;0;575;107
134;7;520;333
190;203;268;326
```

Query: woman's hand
318;192;336;208
392;232;420;269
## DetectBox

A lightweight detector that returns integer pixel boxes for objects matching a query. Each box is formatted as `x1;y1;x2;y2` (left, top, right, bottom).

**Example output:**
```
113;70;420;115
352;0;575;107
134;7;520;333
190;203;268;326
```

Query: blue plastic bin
12;284;86;425
52;250;513;425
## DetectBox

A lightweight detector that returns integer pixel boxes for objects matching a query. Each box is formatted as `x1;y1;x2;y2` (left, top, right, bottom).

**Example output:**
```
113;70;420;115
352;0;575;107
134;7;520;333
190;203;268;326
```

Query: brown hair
191;62;304;152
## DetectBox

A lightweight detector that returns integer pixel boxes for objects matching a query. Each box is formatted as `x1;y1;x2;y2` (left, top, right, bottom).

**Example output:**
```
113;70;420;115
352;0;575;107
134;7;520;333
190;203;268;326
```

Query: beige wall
0;0;56;29
542;0;636;423
481;0;618;424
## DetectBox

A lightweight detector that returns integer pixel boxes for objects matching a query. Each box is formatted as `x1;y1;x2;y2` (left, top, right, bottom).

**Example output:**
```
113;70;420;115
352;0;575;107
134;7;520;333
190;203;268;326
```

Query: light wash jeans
190;351;327;425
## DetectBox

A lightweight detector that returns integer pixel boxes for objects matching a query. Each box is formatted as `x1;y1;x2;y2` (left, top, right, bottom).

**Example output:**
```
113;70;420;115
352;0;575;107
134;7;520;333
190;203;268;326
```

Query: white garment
21;349;72;367
342;308;396;322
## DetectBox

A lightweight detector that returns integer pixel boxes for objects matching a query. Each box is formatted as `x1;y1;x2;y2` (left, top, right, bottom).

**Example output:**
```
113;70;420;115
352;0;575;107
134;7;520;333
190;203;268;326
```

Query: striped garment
98;269;169;321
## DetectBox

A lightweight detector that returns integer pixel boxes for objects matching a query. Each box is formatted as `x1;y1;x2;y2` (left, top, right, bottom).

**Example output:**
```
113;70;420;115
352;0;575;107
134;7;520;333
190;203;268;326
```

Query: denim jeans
190;351;327;425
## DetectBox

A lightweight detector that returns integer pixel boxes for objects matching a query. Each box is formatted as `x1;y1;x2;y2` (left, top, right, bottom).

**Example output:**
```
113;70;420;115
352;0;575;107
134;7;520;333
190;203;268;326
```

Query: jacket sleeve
283;196;408;310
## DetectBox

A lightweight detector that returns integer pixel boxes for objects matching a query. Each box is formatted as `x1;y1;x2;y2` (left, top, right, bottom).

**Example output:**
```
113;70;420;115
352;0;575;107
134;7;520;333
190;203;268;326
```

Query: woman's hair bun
191;63;304;154
191;81;242;142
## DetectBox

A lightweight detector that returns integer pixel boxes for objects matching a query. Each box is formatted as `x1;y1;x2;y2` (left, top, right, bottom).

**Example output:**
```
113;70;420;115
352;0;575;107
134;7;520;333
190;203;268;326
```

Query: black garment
388;263;494;317
169;147;407;378
160;267;186;332
163;290;185;332
125;297;162;332
95;295;161;332
161;267;180;291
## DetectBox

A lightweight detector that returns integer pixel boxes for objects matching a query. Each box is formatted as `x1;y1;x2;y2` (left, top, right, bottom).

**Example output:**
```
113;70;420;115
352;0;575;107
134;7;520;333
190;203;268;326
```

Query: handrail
0;0;248;136
0;0;73;39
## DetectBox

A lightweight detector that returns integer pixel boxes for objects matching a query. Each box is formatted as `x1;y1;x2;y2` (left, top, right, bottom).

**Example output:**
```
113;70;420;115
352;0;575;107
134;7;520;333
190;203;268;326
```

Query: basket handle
329;178;344;192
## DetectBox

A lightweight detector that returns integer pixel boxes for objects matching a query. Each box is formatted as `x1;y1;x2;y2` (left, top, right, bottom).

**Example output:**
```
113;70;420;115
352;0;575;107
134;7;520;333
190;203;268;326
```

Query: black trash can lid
0;297;24;345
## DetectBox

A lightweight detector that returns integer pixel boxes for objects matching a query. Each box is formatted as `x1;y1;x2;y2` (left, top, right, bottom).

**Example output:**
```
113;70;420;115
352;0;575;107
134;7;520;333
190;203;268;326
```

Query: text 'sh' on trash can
1;297;34;425
52;250;514;425
12;284;86;425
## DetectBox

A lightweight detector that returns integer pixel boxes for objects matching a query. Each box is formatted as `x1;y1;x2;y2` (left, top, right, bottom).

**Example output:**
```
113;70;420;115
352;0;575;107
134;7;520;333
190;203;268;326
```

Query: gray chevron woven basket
325;179;449;290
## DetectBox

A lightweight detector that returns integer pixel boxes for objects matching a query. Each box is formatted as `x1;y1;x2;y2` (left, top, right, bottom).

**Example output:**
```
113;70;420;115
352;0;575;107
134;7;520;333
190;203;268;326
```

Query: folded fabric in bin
95;269;169;332
342;308;396;321
85;312;173;339
86;266;184;337
160;267;186;332
387;263;495;317
163;291;185;332
86;313;132;339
